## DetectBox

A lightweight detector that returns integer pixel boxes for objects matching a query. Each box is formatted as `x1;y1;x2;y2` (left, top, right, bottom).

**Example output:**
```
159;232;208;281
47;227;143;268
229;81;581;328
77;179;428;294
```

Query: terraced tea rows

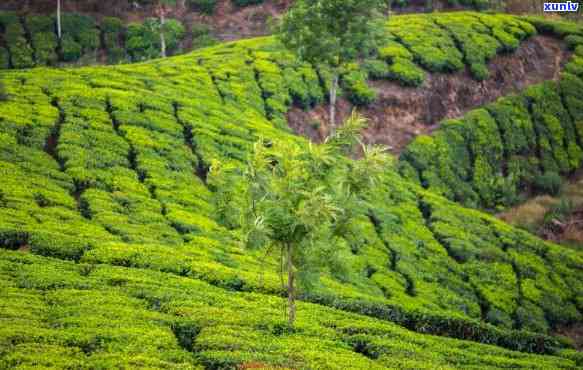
0;12;582;369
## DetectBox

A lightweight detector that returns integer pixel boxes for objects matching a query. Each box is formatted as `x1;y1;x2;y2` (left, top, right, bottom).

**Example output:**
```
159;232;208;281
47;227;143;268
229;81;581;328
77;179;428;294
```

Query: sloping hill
0;12;582;369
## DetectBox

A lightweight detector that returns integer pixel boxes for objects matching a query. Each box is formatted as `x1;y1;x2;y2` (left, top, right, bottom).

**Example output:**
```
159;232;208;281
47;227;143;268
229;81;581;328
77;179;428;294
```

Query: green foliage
565;35;583;51
278;0;386;119
61;13;100;54
101;17;126;63
342;70;377;106
0;250;578;369
378;40;412;62
387;57;426;87
8;37;35;69
533;172;562;196
190;23;218;50
61;35;83;62
362;59;390;80
24;15;59;66
212;112;389;326
279;0;382;67
434;13;501;80
0;47;9;69
232;0;264;6
389;14;464;73
127;18;185;61
0;14;35;69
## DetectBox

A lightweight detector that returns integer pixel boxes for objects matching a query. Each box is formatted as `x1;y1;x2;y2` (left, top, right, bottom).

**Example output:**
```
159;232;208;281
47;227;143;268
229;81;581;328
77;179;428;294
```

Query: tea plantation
0;12;582;369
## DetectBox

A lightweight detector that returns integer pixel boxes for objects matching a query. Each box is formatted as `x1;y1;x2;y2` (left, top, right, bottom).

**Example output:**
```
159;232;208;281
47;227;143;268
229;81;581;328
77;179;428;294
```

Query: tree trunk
57;0;62;40
286;243;296;328
159;9;167;58
329;73;338;135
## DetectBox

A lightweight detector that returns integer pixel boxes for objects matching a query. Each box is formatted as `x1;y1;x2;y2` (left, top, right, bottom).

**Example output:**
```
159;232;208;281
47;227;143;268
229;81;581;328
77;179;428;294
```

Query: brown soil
18;244;30;253
287;35;570;155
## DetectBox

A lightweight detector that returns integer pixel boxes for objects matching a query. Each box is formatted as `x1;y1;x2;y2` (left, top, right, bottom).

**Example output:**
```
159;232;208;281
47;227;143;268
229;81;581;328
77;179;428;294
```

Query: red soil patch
287;35;569;155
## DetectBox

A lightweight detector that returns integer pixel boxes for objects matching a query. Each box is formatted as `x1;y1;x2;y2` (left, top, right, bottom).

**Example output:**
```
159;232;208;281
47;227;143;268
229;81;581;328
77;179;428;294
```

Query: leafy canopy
278;0;387;68
210;112;391;290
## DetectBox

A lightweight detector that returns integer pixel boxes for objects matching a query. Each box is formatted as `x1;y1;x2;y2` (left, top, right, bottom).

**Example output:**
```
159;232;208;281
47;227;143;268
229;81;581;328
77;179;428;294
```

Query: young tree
278;0;386;132
209;112;390;328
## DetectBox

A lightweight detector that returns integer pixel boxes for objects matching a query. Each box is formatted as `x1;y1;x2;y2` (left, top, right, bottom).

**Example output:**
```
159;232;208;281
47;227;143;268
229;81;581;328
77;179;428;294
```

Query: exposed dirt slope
287;35;569;154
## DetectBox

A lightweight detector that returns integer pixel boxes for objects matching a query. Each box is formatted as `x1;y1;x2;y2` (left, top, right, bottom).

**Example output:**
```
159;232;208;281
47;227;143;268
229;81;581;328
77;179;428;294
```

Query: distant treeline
0;11;216;69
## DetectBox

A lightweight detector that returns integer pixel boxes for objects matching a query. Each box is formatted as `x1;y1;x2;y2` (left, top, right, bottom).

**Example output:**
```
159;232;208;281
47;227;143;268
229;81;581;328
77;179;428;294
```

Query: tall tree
209;112;390;328
278;0;385;132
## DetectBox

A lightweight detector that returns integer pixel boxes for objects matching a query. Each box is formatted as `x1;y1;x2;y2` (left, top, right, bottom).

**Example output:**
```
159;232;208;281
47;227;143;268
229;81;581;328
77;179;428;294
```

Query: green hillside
0;12;582;369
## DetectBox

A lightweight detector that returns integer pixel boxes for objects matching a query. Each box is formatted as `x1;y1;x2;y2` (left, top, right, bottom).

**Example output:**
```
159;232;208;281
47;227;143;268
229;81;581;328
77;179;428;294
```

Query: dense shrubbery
0;12;35;69
25;15;59;66
400;16;583;215
0;250;578;369
60;13;100;62
101;17;126;63
0;11;192;68
126;18;185;61
389;14;464;73
342;69;377;106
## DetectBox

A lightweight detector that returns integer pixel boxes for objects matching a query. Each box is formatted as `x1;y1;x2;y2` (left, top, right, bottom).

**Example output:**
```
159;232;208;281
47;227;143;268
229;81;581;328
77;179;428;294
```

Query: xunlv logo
544;1;580;12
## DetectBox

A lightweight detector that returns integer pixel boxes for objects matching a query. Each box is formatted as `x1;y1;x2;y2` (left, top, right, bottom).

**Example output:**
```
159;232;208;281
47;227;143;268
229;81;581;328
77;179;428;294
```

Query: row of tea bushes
0;12;537;108
0;250;579;369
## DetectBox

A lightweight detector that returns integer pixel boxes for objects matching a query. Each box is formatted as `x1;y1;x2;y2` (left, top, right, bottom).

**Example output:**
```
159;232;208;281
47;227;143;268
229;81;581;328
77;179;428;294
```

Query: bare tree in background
155;0;175;58
56;0;62;39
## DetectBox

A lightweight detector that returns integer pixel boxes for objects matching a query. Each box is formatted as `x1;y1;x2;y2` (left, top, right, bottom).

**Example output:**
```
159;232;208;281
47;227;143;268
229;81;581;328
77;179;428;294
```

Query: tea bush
101;17;126;63
0;12;35;69
25;15;58;66
342;69;377;106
